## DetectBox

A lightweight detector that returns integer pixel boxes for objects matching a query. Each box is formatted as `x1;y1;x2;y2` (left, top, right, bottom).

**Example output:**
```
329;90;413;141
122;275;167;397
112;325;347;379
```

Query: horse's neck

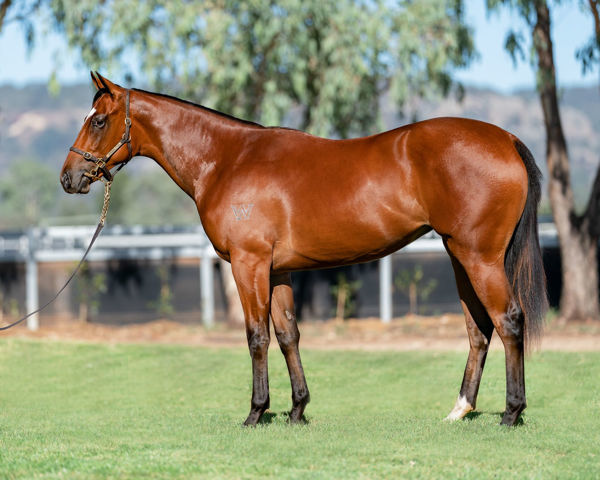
133;92;257;201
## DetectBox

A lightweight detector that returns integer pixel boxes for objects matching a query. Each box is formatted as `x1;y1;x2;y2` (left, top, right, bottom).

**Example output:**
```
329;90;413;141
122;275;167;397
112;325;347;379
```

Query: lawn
0;339;598;479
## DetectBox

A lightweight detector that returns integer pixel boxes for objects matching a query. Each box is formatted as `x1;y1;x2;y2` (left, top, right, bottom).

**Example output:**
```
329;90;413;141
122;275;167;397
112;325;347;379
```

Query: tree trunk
409;282;417;315
533;1;600;321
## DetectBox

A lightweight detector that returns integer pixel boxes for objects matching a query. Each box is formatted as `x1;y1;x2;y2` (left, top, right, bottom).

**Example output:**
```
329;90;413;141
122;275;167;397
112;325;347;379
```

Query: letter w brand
231;204;254;221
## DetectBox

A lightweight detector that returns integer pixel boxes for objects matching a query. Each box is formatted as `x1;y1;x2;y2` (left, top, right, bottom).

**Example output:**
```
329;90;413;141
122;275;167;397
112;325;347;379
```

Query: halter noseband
69;89;132;182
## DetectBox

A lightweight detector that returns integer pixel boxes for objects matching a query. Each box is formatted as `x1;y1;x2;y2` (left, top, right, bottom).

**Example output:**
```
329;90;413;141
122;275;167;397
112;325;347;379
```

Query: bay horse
61;72;547;427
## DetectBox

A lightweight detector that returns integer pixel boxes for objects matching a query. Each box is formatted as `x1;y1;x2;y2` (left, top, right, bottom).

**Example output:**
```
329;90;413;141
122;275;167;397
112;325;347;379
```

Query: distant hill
0;83;93;174
1;82;598;208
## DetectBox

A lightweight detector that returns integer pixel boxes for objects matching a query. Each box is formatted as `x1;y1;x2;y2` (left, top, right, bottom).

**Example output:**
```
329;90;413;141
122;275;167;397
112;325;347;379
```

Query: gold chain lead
100;180;112;226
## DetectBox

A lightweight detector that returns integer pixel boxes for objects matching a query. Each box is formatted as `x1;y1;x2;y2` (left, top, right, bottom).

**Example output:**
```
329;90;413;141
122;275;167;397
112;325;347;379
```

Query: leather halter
69;89;132;182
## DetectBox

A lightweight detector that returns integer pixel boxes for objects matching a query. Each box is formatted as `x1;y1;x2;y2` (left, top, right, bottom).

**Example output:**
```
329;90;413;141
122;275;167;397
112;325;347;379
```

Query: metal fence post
379;255;392;324
26;229;39;331
200;252;214;327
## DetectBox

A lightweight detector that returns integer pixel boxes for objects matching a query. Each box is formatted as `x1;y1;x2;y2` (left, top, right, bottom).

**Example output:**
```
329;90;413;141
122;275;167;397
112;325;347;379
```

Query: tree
148;264;175;319
487;0;600;321
5;0;474;137
101;168;198;226
394;265;437;315
73;261;107;322
576;0;600;83
330;273;362;321
0;159;58;229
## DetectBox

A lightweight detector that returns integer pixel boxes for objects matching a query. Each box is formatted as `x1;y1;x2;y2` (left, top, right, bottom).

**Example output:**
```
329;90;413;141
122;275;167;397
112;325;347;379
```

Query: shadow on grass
256;411;310;425
257;412;277;424
463;411;525;426
463;411;483;421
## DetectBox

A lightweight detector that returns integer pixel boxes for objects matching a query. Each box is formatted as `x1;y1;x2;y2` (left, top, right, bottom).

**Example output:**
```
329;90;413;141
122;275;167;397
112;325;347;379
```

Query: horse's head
61;72;132;193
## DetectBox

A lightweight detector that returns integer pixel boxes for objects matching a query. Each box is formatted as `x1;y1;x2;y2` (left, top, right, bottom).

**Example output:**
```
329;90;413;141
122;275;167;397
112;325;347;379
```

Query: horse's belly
271;218;429;272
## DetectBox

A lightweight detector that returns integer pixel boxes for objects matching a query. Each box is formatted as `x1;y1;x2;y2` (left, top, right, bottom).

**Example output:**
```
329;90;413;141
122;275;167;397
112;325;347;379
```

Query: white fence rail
0;224;558;330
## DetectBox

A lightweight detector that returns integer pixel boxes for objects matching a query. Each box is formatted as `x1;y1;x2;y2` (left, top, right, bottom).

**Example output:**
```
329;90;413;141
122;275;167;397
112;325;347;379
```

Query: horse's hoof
243;407;267;427
288;414;308;425
499;412;522;426
500;402;526;426
445;395;473;421
243;415;259;427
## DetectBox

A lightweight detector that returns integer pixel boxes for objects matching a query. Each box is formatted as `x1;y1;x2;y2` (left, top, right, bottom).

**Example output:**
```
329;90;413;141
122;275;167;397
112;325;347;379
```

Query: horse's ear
91;71;103;91
95;71;121;95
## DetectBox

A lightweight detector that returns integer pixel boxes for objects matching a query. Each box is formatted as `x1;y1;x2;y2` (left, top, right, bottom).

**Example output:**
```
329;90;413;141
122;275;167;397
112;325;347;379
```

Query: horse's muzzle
61;169;91;194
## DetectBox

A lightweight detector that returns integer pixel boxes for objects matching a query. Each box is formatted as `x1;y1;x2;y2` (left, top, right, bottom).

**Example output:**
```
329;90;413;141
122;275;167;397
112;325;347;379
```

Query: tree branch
0;0;13;33
589;0;600;43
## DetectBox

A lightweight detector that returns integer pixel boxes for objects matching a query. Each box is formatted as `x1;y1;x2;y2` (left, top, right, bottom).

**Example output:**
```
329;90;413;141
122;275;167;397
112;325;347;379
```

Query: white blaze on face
84;107;96;124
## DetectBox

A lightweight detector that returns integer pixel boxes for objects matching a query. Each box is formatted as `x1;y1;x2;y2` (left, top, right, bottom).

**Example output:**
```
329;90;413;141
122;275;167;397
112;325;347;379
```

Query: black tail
505;139;548;350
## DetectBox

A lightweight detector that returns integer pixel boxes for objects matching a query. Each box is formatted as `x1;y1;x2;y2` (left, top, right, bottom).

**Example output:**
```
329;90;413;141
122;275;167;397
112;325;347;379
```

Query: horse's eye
92;115;106;129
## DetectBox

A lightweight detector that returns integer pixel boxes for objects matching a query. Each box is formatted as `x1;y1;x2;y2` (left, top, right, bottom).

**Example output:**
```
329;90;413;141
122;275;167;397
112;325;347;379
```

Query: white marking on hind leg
445;395;474;421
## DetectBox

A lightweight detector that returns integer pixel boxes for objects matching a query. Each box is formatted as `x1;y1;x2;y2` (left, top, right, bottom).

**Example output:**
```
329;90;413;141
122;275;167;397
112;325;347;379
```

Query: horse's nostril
61;172;71;189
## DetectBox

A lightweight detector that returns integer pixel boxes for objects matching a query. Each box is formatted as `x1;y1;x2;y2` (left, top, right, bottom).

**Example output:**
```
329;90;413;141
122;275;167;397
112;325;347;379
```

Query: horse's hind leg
446;253;494;420
270;273;310;423
447;241;526;426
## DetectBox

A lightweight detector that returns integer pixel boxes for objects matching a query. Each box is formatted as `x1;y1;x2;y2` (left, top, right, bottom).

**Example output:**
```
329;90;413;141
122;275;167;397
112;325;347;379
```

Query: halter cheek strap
69;89;132;182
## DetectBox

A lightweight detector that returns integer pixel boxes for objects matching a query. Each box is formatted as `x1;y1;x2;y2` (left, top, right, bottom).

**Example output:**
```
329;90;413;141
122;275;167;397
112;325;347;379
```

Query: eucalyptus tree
0;159;57;229
11;0;474;137
487;0;600;321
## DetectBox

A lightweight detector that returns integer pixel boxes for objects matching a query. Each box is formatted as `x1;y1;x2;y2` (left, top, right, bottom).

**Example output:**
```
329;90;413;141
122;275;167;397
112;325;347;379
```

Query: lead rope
0;180;113;331
100;180;112;226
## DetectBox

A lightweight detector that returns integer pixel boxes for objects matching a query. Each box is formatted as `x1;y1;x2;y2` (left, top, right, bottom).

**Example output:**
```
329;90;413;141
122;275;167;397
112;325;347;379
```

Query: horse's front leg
231;251;272;426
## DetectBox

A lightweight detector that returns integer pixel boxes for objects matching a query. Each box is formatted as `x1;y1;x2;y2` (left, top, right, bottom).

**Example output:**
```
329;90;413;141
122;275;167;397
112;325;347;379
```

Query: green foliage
1;340;599;478
0;158;59;229
73;262;107;322
106;166;198;226
12;0;474;138
148;264;175;318
487;0;600;86
0;158;198;229
0;291;21;323
330;273;362;320
395;265;438;314
576;0;600;75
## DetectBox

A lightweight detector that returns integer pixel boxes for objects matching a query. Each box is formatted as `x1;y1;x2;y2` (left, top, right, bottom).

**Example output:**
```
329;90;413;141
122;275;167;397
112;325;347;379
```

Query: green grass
1;339;599;479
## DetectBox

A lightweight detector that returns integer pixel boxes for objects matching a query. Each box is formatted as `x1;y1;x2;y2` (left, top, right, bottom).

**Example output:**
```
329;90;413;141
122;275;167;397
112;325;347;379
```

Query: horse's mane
132;88;263;128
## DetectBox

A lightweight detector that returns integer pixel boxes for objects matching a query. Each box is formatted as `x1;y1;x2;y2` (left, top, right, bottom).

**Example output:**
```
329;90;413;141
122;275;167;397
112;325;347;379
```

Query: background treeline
1;82;599;230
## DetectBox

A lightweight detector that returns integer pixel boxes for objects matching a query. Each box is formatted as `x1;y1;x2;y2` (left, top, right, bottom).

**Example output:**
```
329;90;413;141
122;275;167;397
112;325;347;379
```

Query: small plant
73;262;107;322
8;298;20;318
0;288;20;321
394;265;437;315
330;273;362;321
148;264;175;319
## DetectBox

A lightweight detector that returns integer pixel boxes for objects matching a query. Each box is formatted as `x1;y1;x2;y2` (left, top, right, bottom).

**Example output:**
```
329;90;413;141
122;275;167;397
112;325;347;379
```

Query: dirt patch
2;314;599;351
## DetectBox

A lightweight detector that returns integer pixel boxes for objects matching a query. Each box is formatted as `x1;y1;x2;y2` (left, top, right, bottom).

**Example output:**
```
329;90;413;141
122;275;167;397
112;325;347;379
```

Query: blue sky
0;1;596;93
